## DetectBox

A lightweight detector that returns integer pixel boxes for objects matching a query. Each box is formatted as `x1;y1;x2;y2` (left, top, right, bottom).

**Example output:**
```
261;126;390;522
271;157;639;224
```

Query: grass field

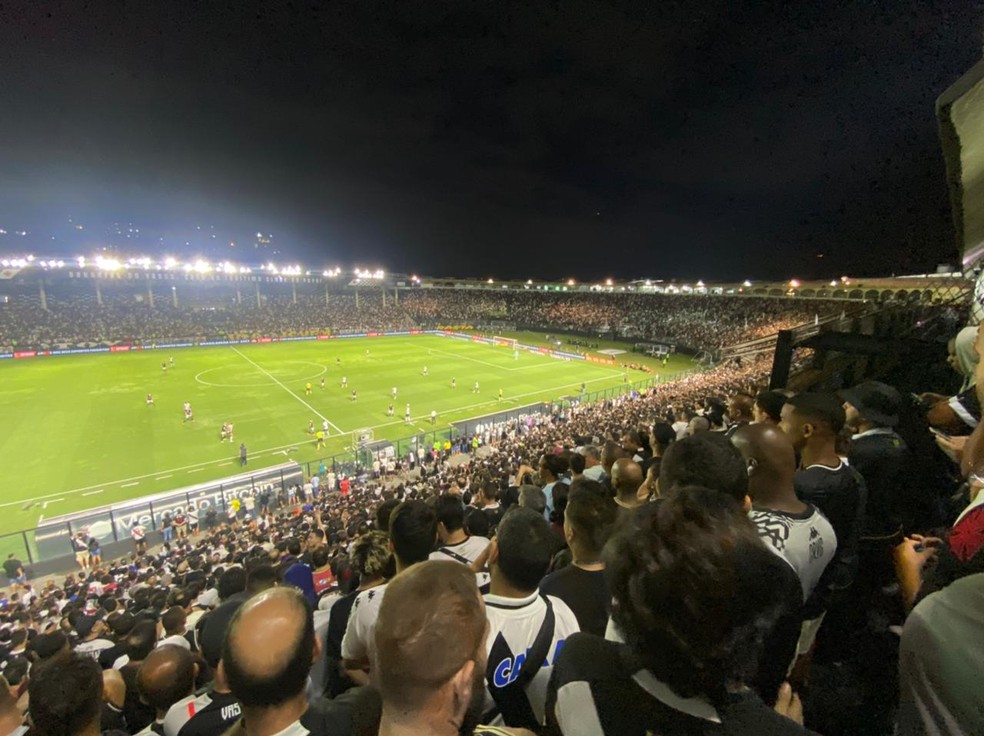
0;333;696;537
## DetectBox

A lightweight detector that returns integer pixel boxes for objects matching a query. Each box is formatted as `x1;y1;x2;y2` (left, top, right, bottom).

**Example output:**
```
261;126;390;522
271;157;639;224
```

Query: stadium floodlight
567;278;575;286
743;280;752;287
164;257;176;270
487;278;494;284
789;279;800;288
95;256;122;271
605;278;613;286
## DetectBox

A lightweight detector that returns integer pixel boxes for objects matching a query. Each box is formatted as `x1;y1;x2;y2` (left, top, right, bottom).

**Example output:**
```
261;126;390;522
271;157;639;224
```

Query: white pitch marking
230;347;343;433
155;475;172;481
121;482;139;488
81;490;104;497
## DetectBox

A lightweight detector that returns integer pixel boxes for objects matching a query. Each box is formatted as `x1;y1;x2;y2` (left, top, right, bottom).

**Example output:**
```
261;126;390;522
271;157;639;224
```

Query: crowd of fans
0;284;842;353
2;314;982;736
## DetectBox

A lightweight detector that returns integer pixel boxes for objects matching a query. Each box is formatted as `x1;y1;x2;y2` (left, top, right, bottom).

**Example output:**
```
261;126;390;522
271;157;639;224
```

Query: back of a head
30;654;103;736
565;486;617;558
605;487;789;704
658;433;748;503
568;452;586;475
223;586;315;709
246;564;280;594
754;390;787;424
351;531;392;579
517;485;547;515
495;507;555;592
374;560;484;712
434;494;465;533
651;422;677;452
137;645;196;714
161;606;186;635
376;498;401;532
125;620;159;661
217;566;247;600
389;500;438;567
611;458;644;498
730;423;797;495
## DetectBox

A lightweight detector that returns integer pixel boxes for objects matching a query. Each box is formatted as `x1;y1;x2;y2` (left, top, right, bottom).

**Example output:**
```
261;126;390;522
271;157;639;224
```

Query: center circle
195;361;328;388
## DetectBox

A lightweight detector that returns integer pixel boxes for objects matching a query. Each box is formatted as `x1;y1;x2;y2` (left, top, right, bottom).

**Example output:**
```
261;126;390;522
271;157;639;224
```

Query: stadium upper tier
0;263;962;354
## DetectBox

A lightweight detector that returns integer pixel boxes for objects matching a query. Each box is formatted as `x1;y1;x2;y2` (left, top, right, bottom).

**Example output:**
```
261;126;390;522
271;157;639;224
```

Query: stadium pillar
95;280;103;306
394;287;399;305
172;286;178;308
236;286;242;304
324;283;329;305
255;283;261;308
382;288;386;307
147;284;154;308
355;288;360;310
769;330;794;390
38;279;47;311
292;281;297;304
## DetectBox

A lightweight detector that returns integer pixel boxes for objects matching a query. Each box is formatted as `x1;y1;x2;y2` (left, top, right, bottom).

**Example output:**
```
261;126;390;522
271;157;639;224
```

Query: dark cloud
0;1;980;279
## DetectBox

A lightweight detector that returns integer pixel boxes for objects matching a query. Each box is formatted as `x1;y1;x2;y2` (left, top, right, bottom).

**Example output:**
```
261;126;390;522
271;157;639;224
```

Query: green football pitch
0;333;695;537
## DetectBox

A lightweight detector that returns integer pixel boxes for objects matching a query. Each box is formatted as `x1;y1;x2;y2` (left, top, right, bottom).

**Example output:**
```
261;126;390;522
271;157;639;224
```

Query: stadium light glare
743;280;752;287
567;279;575;286
605;278;613;286
95;256;122;271
789;279;800;288
164;257;176;270
487;278;494;284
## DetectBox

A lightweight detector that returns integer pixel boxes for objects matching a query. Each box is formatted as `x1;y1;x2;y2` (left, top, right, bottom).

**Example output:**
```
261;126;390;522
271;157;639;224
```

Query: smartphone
930;427;952;441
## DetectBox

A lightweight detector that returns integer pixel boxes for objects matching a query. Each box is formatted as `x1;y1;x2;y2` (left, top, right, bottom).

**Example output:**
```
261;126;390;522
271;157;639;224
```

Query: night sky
0;1;982;281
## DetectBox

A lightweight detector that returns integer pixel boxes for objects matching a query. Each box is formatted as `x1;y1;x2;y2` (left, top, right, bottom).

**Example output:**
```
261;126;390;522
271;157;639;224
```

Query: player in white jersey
183;402;193;422
341;376;348;388
391;386;397;399
422;366;429;376
405;404;411;423
472;381;480;393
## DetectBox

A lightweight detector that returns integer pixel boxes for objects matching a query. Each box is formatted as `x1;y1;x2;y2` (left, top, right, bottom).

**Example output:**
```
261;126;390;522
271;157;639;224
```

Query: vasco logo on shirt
491;639;567;687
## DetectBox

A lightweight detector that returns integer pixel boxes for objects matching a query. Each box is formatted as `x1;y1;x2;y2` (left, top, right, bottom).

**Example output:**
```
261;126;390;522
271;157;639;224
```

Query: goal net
492;336;517;349
351;427;374;450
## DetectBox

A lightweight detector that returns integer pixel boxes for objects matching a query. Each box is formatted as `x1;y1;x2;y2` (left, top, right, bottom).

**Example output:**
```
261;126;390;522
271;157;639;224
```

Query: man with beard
374;560;533;736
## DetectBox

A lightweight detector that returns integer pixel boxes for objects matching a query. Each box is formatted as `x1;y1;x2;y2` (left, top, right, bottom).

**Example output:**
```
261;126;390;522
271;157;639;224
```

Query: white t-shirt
340;583;389;664
75;638;114;659
430;536;492;588
749;504;838;603
158;633;192;650
482;591;581;726
161;693;199;736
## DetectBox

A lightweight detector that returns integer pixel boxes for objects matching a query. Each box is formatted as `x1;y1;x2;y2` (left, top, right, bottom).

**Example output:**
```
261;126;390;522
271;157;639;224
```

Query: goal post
492;336;517;349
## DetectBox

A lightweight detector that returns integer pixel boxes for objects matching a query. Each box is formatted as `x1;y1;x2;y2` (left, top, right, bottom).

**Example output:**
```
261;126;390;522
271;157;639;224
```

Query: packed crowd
400;290;841;347
0;285;842;353
2;317;982;736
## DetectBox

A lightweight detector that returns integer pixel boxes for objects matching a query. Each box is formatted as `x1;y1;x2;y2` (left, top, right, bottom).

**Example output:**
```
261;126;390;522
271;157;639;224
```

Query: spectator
610;458;644;511
222;587;357;736
341;500;437;683
539;483;616;636
516;486;547;516
754;390;788;425
482;507;580;730
29;654;111;736
545;487;813;735
374;560;529;736
137;644;199;736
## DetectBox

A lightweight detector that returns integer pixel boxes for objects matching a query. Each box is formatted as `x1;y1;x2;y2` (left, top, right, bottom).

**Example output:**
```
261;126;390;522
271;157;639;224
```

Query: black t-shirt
178;690;241;736
545;633;817;736
539;565;609;637
3;558;22;578
794;462;867;591
324;590;360;698
847;431;908;537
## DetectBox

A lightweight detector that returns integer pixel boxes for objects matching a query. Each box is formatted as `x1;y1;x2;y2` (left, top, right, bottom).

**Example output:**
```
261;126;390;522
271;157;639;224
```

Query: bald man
136;644;199;736
611;458;644;510
222;586;364;736
375;560;533;736
731;424;838;604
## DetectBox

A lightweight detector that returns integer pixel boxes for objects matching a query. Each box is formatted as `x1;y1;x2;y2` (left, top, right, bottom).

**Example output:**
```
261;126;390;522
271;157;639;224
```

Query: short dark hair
495;507;555;591
29;654;103;735
223;589;315;708
286;539;302;557
785;392;845;433
246;565;280;594
311;546;329;568
433;495;465;533
754;390;787;422
651;422;677;450
606;487;789;704
541;453;568;479
137;645;196;713
658;433;748;502
565;485;617;558
217;567;247;600
161;606;186;635
375;498;401;532
125;620;159;661
389;500;438;566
